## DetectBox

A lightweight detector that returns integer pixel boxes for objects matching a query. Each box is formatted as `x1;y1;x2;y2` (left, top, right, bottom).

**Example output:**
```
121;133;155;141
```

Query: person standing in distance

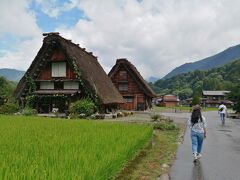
188;105;207;162
218;102;227;125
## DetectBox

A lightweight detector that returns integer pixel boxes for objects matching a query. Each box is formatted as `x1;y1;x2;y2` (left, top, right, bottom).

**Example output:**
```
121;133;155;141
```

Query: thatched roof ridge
109;58;157;98
15;33;124;105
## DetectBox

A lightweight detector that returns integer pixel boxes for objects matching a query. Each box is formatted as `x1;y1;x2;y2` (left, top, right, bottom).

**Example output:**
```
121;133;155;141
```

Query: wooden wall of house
111;67;144;94
121;101;133;110
50;50;65;61
38;50;76;80
111;67;149;110
161;102;178;107
204;95;225;101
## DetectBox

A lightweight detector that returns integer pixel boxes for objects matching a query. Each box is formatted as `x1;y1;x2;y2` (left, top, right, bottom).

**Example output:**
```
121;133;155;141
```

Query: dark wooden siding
111;67;147;110
51;50;65;61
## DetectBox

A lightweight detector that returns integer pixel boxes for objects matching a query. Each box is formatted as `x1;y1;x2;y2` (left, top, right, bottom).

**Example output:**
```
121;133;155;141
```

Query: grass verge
115;122;184;179
153;105;220;112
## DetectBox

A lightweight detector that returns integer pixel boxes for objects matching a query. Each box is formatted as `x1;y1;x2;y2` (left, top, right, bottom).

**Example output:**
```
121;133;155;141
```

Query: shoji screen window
52;62;66;77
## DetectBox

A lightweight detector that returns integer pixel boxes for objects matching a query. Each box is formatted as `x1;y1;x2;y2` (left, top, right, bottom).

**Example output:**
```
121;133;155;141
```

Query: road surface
165;111;240;180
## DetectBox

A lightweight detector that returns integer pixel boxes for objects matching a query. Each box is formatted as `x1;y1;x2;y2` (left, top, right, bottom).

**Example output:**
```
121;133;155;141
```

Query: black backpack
219;107;224;112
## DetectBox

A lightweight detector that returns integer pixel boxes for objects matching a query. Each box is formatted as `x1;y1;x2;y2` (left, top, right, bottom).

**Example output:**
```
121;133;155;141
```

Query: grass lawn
0;115;153;179
153;105;219;112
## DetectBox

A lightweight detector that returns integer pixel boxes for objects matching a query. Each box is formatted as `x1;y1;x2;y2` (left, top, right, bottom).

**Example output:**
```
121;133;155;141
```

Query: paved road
166;111;240;180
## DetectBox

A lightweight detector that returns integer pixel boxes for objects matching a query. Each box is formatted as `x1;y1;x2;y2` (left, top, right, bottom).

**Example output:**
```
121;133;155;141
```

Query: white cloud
58;0;240;79
0;37;42;70
0;0;42;70
0;0;41;37
34;0;78;18
1;0;240;80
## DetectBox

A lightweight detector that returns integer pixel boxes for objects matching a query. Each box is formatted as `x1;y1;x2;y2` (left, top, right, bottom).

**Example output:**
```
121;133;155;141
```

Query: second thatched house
15;33;124;113
108;58;157;110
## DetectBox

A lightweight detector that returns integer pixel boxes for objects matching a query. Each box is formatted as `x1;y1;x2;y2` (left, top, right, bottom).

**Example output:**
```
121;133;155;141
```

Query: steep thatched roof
15;32;124;105
108;58;157;98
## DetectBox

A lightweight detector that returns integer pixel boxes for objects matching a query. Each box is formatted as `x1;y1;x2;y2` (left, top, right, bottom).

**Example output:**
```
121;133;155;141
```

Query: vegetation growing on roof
25;75;36;93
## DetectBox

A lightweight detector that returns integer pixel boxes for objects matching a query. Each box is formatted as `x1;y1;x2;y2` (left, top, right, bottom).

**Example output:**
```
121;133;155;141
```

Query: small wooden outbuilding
156;94;179;107
15;33;124;113
108;58;157;110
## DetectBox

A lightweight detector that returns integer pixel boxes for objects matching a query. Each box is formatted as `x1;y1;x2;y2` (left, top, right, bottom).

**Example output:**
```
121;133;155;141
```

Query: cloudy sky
1;0;240;80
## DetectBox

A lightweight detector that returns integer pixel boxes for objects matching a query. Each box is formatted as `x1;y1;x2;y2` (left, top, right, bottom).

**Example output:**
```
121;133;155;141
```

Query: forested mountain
150;59;240;100
163;44;240;79
148;76;159;83
0;68;25;81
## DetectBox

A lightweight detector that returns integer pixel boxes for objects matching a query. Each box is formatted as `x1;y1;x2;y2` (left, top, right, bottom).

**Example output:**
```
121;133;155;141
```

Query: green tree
0;76;15;98
228;84;240;113
192;95;200;106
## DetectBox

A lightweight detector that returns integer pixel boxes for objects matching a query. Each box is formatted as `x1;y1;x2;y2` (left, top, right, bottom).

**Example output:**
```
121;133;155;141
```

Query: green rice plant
0;115;152;179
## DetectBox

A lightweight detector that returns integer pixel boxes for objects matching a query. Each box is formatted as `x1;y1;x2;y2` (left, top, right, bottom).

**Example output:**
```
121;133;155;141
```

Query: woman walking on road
188;105;207;162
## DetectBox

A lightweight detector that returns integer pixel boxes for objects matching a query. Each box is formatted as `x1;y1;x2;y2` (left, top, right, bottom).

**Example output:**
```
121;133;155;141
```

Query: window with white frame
119;83;128;91
64;82;79;89
40;82;54;89
52;62;66;77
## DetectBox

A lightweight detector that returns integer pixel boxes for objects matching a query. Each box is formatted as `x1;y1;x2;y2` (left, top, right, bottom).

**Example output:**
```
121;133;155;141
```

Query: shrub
123;111;129;117
153;121;178;131
95;113;105;119
0;102;19;114
70;98;96;117
150;114;160;122
68;113;78;119
22;107;37;116
117;112;124;118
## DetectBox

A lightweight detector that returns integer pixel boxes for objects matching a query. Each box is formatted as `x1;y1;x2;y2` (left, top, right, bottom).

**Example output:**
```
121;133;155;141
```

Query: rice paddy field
0;115;153;179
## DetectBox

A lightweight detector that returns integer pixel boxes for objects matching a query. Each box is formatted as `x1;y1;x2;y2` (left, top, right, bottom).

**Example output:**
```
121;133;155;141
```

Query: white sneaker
193;153;198;162
197;153;202;158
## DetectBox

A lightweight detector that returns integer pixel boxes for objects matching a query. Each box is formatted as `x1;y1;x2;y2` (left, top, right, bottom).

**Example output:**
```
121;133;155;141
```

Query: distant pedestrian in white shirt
218;102;227;125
